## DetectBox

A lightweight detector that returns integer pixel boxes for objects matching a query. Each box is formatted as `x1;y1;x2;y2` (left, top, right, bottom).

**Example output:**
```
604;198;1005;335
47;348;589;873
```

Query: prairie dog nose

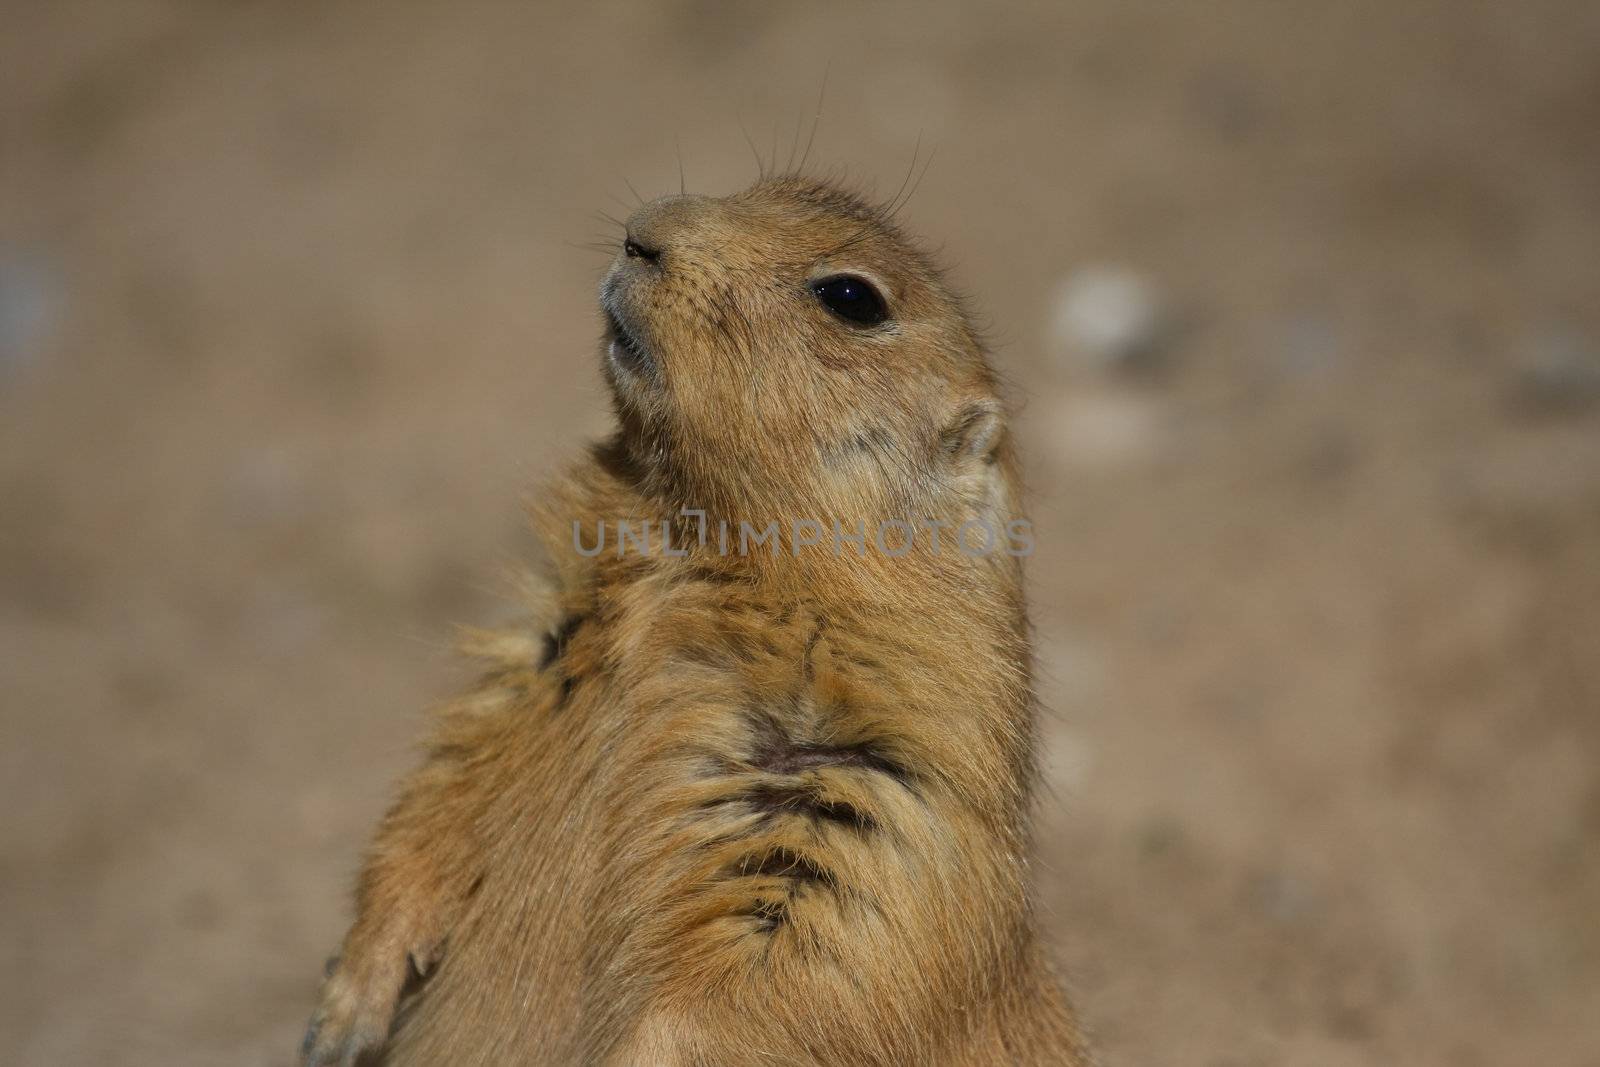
623;194;715;260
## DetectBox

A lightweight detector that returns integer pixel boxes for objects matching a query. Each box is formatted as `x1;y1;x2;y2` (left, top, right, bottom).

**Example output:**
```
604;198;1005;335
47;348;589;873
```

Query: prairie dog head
600;177;1015;534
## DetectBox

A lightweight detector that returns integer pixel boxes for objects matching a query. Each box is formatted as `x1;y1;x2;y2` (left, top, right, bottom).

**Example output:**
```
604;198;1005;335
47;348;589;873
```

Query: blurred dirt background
3;2;1599;1064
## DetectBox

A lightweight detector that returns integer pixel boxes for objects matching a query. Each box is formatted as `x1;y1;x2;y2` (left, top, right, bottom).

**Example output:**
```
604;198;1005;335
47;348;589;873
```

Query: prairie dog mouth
604;307;652;375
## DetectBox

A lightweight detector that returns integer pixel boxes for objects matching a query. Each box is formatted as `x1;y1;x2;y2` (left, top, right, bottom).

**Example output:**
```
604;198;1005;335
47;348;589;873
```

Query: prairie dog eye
812;275;888;327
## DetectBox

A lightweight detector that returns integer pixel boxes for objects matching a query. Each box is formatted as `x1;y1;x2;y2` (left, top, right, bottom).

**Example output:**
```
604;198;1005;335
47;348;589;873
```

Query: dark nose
622;194;715;262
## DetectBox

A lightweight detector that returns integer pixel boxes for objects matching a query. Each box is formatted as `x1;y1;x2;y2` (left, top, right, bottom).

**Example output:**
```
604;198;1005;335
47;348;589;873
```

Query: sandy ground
3;2;1599;1064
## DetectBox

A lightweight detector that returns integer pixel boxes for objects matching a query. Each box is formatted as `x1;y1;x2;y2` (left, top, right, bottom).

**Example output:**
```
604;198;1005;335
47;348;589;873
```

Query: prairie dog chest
589;568;914;798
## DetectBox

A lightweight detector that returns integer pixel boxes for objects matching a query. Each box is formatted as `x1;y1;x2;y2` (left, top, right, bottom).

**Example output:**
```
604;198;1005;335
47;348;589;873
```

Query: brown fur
303;177;1093;1066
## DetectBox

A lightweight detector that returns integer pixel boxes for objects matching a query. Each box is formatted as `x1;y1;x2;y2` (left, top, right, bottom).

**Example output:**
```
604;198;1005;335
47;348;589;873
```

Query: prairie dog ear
939;397;1005;466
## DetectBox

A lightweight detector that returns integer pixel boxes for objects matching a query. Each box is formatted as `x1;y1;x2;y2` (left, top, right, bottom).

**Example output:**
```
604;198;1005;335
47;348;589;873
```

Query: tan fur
303;177;1093;1066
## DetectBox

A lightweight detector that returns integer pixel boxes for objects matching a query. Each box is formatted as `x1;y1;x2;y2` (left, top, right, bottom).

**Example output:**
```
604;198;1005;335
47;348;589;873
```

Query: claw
300;1019;320;1062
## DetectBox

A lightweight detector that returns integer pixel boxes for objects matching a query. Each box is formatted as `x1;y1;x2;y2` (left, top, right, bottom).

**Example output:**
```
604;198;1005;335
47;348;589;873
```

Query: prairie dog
303;176;1093;1066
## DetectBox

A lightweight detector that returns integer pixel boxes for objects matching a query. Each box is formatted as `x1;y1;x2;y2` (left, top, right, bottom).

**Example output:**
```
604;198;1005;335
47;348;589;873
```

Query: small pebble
1513;324;1600;413
1048;266;1167;371
1254;870;1315;923
1277;311;1343;378
0;248;62;378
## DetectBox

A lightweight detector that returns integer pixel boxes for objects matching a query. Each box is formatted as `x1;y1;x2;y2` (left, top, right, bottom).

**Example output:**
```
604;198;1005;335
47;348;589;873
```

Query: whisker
883;133;923;218
739;115;765;179
784;112;803;175
797;63;830;176
887;144;937;221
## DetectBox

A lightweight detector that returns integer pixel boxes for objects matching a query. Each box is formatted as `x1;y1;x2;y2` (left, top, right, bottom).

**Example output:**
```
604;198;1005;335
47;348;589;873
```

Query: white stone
1049;266;1165;370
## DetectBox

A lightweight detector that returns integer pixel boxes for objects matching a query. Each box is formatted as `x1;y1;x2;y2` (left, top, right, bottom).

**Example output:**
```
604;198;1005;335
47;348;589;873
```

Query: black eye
812;275;888;327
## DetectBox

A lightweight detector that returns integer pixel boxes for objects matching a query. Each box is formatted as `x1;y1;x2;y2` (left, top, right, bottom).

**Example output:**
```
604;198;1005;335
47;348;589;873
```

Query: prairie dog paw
301;953;409;1066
